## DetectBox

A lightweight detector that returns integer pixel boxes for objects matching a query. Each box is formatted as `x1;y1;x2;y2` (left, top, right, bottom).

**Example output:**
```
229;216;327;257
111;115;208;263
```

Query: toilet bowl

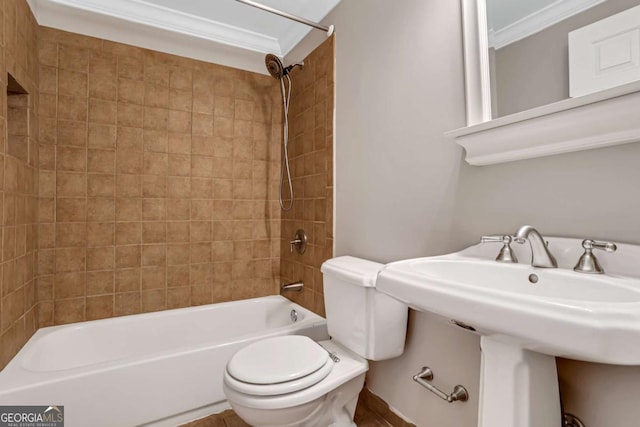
223;338;367;427
223;256;408;427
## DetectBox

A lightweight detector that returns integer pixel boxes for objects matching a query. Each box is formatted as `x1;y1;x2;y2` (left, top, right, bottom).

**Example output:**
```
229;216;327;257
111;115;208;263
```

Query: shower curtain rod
235;0;334;36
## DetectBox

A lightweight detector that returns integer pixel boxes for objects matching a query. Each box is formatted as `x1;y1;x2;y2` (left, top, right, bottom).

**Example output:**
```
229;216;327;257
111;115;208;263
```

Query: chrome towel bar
413;366;469;403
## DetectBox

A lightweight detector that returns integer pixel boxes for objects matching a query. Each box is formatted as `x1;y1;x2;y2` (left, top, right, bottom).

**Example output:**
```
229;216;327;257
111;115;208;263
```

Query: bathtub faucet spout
281;281;304;292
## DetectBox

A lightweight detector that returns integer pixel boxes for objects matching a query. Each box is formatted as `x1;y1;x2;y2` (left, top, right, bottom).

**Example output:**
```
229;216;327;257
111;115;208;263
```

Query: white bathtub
0;295;328;427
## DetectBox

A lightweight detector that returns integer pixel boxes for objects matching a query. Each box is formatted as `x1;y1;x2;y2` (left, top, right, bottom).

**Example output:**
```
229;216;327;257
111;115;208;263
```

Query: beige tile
56;198;86;222
114;291;140;316
59;46;89;72
58;120;87;147
88;124;116;149
56;223;87;248
88;149;115;173
58;95;88;121
116;148;142;174
86;271;114;296
169;88;192;112
58;69;87;97
142;222;166;243
116;222;141;245
168;133;191;154
142;244;166;266
115;268;140;293
89;51;117;76
87;198;115;222
54;298;85;325
118;78;144;105
117;127;143;150
89;73;117;101
143;106;168;130
142;198;166;221
54;272;86;299
86;295;114;320
116;198;142;221
167;244;190;265
190;243;211;264
117;102;143;128
167;287;190;309
142;175;166;198
168;110;191;133
88;174;115;197
116;174;142;198
167;200;190;221
56;172;86;197
142;289;166;313
89;98;117;124
87;247;115;271
143;129;168;153
167;265;189;288
143;152;168;175
55;248;86;273
116;245;141;269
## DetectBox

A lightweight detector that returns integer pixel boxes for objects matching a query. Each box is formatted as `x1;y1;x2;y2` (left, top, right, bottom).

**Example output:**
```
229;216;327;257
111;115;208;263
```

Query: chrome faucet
514;225;557;268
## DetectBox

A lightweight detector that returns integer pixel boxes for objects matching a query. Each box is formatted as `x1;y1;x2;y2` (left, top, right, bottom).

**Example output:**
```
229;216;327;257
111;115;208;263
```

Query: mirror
450;0;640;166
467;0;640;121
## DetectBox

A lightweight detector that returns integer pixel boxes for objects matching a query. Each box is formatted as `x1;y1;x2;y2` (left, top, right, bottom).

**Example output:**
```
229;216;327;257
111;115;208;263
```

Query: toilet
223;256;408;427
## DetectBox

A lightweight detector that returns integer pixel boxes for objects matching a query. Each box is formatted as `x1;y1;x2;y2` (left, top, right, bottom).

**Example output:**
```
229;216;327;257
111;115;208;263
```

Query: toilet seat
224;336;334;397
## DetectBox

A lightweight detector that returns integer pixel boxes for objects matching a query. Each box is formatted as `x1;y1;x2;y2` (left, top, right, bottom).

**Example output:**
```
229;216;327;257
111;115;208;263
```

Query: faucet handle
582;239;617;253
480;235;519;263
574;239;617;274
481;235;511;244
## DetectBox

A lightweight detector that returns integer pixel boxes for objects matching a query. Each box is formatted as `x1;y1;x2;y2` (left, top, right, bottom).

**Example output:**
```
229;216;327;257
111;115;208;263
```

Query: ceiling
26;0;340;74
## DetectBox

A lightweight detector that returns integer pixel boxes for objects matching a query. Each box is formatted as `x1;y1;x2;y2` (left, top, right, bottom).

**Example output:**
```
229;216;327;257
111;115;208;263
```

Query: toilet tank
321;256;408;360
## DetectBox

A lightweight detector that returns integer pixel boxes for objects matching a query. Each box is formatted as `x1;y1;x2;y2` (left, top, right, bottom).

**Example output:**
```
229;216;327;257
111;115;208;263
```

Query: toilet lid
227;335;330;385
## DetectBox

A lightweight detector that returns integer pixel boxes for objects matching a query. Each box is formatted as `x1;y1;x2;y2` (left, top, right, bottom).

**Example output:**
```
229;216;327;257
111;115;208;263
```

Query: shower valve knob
289;229;307;254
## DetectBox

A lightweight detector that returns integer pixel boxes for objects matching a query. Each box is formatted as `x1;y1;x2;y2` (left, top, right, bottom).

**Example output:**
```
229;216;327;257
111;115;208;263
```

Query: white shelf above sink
445;83;640;166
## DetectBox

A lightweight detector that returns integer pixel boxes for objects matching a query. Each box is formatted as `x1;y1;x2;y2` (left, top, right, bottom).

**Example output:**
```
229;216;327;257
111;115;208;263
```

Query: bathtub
0;295;328;427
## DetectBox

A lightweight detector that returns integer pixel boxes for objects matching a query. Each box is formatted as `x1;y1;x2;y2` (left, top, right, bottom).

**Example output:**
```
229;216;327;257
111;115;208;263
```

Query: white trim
446;82;640;165
488;0;606;49
34;0;271;74
39;0;282;54
461;0;492;125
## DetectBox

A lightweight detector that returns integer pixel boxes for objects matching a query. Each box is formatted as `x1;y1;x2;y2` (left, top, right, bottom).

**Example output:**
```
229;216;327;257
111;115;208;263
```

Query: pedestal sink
376;237;640;427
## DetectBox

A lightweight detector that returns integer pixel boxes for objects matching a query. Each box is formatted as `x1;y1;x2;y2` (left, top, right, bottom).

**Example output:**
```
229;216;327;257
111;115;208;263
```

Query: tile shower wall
0;0;39;368
36;28;283;326
280;37;334;315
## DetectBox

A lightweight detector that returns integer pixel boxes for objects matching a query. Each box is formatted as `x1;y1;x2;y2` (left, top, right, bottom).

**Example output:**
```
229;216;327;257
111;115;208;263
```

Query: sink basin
377;237;640;365
407;258;640;303
377;236;640;427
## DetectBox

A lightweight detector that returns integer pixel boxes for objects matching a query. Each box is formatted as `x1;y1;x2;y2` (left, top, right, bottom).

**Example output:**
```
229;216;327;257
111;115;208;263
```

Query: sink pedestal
479;337;562;427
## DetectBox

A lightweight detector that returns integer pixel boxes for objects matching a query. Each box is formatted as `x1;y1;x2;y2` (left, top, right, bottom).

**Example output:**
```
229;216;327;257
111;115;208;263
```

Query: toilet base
227;374;365;427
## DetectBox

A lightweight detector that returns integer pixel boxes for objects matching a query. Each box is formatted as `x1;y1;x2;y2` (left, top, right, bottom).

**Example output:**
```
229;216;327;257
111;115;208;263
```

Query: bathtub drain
290;309;298;322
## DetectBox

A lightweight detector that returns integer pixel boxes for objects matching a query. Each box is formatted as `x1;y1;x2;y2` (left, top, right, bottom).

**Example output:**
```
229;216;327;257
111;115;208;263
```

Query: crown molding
29;0;287;74
488;0;606;50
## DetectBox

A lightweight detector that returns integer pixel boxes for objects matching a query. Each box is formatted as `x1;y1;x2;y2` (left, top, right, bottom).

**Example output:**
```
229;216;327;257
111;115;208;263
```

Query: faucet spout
514;225;558;268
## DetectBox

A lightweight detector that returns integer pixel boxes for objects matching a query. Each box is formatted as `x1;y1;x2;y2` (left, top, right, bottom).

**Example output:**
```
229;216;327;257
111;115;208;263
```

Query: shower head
265;54;285;79
265;54;303;79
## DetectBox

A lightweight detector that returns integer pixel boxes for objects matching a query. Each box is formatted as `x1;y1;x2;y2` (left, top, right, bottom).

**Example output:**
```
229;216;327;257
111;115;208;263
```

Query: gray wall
494;0;640;117
289;1;640;426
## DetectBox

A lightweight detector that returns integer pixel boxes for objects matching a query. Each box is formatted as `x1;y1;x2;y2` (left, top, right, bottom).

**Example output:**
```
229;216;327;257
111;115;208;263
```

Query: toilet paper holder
413;366;469;403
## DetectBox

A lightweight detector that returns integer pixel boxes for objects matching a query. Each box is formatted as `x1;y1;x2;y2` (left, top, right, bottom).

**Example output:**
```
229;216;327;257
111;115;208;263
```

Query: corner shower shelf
445;82;640;166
